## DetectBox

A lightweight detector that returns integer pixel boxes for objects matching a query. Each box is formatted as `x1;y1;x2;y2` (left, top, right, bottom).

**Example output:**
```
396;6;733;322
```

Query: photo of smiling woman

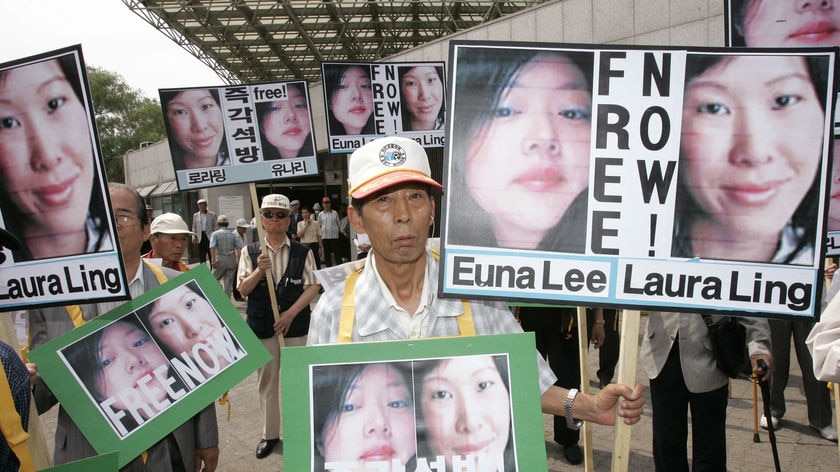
61;314;189;437
672;53;829;265
161;88;230;171
399;65;445;131
136;280;244;385
312;362;416;472
323;64;375;136
728;0;840;234
415;355;515;472
0;53;112;262
447;47;594;253
256;82;315;160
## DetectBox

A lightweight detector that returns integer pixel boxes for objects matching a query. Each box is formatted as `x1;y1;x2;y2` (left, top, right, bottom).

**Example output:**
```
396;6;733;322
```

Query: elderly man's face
109;188;149;259
150;233;189;265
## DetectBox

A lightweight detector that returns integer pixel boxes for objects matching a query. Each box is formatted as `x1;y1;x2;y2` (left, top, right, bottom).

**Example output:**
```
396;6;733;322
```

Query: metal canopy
123;0;548;86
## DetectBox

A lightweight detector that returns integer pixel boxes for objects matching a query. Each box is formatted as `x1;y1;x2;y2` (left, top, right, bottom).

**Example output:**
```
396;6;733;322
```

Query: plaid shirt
307;250;558;394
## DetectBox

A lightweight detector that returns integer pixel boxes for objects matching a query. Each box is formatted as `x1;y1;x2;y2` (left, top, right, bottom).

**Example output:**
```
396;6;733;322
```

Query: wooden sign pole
611;309;640;472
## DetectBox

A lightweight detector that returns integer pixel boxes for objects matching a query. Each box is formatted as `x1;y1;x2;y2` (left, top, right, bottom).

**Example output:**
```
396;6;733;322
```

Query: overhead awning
149;181;179;197
137;184;157;197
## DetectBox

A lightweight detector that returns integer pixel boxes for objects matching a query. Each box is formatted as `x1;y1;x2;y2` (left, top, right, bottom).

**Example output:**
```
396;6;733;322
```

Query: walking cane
752;372;760;443
756;359;781;472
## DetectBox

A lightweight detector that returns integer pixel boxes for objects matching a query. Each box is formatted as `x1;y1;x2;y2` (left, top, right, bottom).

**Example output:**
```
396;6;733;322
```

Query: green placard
41;451;119;472
282;332;547;471
28;266;271;468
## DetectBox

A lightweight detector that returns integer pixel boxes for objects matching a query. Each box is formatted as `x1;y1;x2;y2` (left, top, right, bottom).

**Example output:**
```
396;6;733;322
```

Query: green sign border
28;266;271;467
282;332;548;471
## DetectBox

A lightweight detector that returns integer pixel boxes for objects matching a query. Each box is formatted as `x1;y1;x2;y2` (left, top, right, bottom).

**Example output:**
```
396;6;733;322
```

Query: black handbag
702;315;750;379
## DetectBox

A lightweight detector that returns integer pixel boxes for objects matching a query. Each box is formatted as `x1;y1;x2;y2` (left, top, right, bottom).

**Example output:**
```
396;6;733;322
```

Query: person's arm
296;220;308;239
540;383;644;425
209;235;217;268
193;403;219;472
273;283;321;336
238;252;269;297
742;316;772;381
807;296;840;382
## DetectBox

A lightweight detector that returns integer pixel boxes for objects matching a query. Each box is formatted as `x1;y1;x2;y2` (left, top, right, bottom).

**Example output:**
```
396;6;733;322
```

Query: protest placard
282;333;546;472
321;61;446;153
160;80;319;191
0;45;129;310
27;267;271;468
441;41;836;319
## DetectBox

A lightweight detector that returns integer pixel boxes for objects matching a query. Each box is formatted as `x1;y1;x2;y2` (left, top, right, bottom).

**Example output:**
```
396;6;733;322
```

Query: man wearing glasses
236;194;320;459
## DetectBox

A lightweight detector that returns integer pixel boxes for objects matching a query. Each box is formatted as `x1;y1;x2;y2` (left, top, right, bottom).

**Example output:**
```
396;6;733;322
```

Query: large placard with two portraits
282;333;547;472
321;61;447;153
0;45;130;310
440;41;837;319
27;266;271;468
159;80;319;191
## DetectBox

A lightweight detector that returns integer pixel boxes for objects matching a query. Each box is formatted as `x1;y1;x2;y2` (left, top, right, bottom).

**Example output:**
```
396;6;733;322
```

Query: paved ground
27;304;840;471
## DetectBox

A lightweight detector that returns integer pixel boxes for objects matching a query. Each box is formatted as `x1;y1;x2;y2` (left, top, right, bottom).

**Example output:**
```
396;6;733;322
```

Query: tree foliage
86;66;165;183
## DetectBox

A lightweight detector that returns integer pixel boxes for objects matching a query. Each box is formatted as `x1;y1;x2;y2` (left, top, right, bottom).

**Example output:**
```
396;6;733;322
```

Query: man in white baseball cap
307;137;644;445
236;194;320;459
144;212;194;271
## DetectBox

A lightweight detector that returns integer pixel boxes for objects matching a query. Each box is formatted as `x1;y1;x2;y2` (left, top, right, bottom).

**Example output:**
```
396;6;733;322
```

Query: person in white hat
209;214;243;299
191;198;217;265
307;137;644;462
236;193;320;459
144;212;195;272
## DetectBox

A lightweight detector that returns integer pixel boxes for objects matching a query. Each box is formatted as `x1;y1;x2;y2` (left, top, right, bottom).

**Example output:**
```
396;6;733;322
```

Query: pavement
26;301;840;471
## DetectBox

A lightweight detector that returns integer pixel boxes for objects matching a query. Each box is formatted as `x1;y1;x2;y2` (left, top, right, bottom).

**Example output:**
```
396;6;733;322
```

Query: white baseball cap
150;213;195;235
348;136;443;199
235;218;249;228
260;194;290;211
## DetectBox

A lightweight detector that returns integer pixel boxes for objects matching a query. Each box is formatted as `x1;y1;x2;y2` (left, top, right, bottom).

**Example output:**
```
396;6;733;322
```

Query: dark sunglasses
261;211;289;219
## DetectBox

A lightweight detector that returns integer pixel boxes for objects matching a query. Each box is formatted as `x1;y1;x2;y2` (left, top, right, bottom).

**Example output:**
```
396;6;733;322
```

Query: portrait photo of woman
61;314;189;436
672;53;829;265
161;87;229;171
312;362;416;472
399;65;445;131
256;82;315;159
323;64;375;136
415;355;515;472
136;280;244;381
729;0;840;233
447;47;594;253
0;53;113;262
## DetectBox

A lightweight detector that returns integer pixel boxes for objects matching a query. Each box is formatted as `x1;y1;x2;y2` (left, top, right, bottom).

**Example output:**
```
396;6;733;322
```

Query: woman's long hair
323;64;376;136
447;47;594;252
161;88;229;171
399;65;446;131
255;84;315;160
311;362;415;466
413;355;516;470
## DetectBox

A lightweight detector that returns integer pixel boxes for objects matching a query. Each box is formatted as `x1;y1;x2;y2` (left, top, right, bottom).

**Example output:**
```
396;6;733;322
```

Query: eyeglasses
115;214;140;227
261;211;289;219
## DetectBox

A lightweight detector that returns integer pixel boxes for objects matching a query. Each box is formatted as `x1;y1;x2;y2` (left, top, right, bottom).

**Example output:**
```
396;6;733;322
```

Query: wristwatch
565;388;583;430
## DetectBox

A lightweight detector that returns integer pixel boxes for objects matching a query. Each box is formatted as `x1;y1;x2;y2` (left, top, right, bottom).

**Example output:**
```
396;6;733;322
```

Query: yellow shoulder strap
64;305;86;328
0;358;34;472
143;259;169;284
337;262;474;343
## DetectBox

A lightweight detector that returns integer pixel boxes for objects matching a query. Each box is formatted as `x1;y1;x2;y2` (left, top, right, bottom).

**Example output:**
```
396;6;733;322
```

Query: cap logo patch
379;143;407;168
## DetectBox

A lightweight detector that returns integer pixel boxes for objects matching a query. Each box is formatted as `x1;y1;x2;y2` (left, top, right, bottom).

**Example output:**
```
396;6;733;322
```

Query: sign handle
611;309;640;472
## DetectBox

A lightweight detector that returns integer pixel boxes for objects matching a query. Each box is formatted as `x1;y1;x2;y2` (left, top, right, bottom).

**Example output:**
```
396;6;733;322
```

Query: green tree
87;66;165;183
